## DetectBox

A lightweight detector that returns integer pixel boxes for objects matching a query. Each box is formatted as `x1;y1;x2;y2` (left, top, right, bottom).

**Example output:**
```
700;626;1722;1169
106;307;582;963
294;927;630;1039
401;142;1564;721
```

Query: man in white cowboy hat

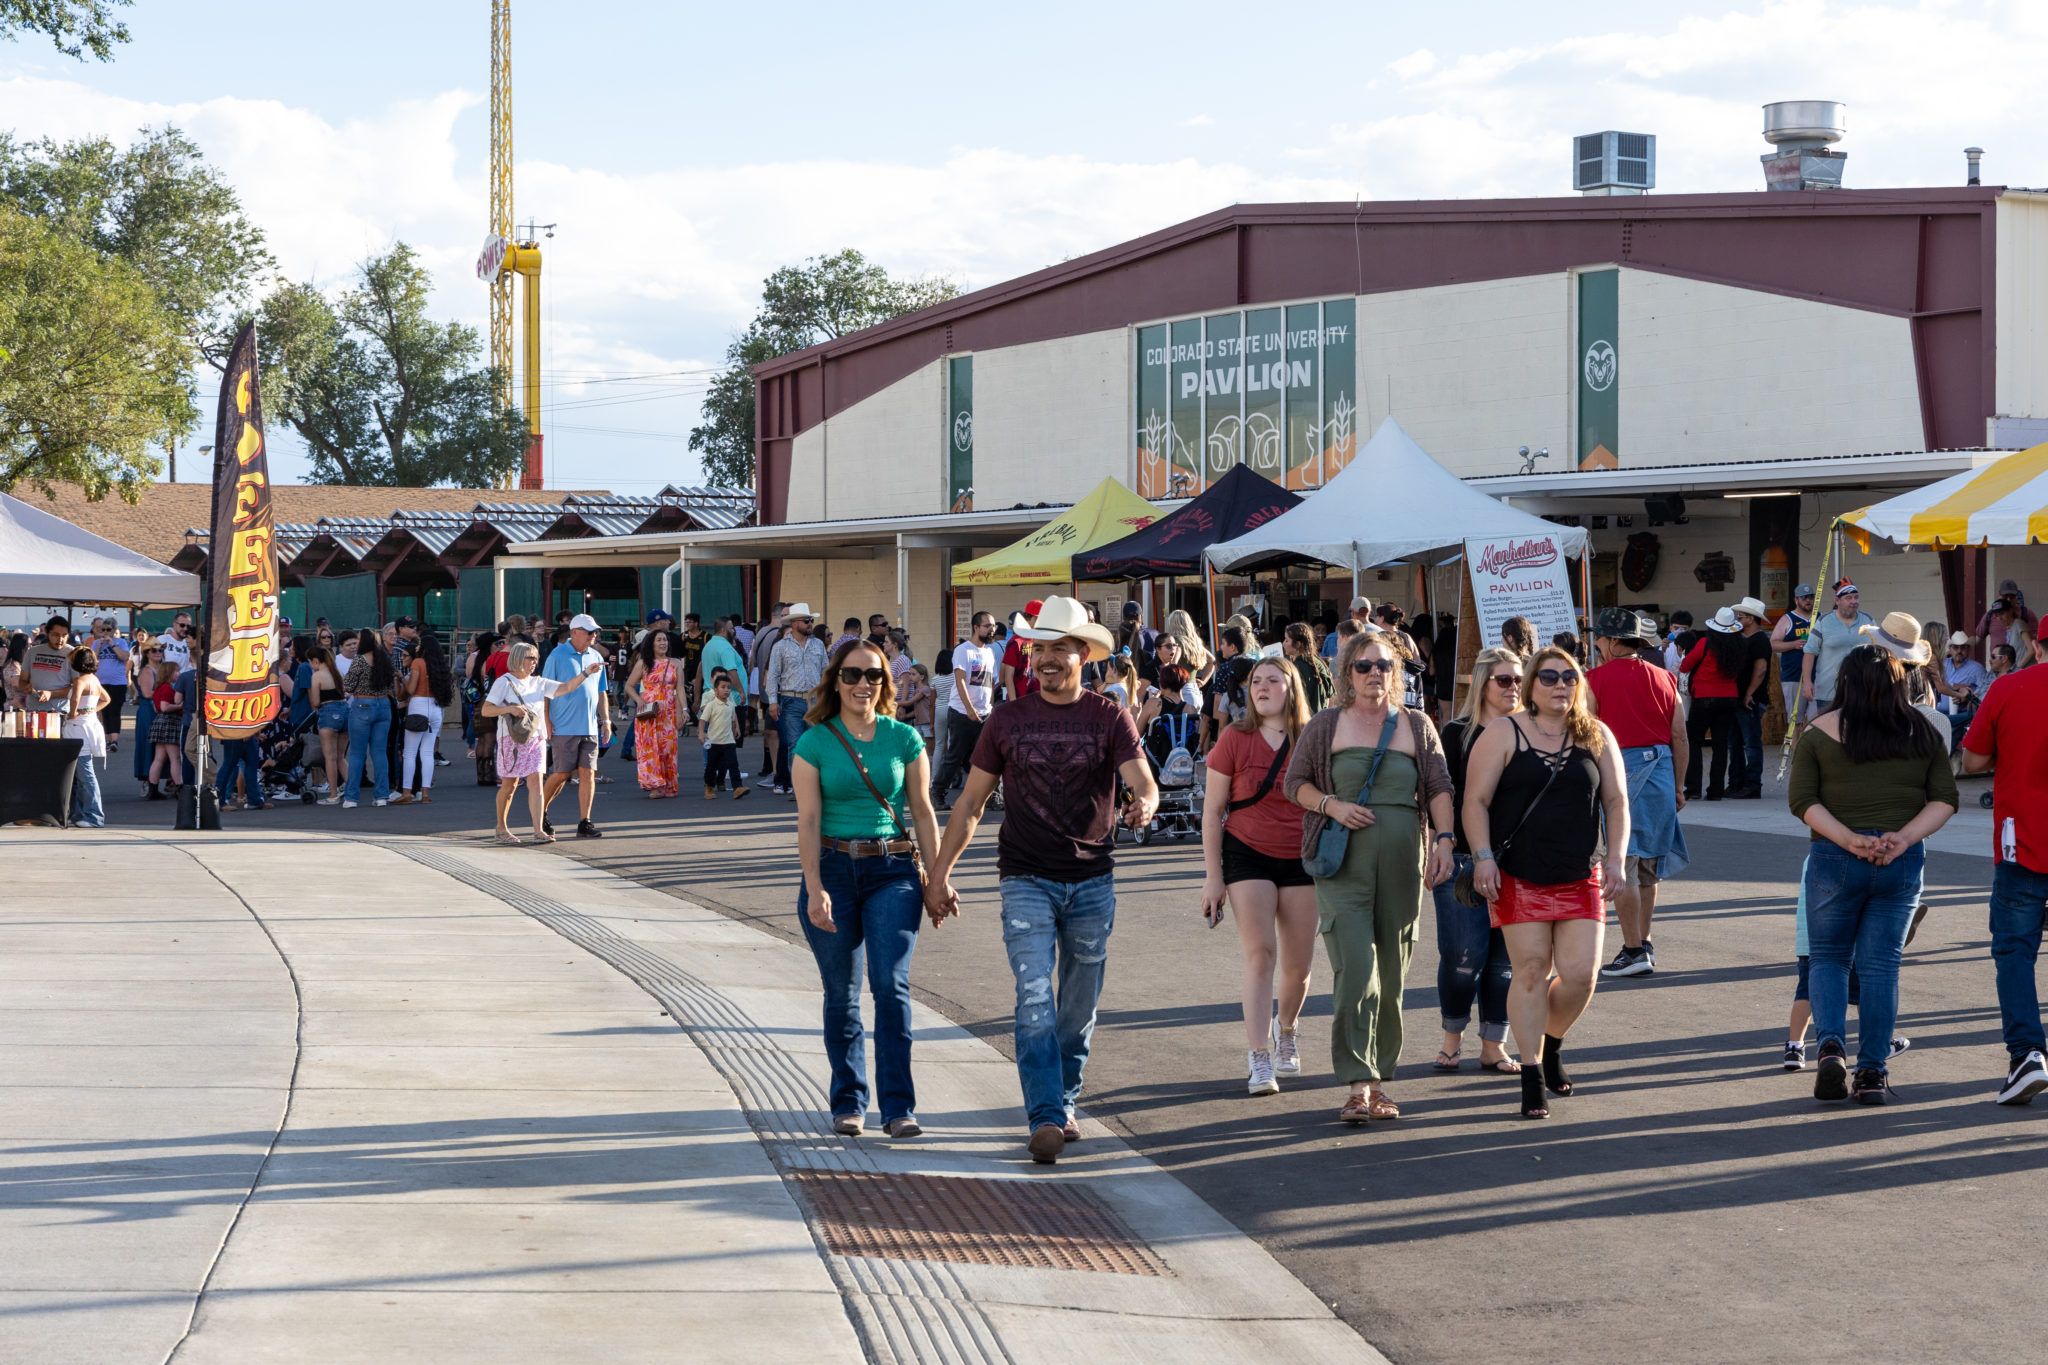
1729;596;1775;799
763;603;829;796
926;595;1159;1165
1802;578;1874;717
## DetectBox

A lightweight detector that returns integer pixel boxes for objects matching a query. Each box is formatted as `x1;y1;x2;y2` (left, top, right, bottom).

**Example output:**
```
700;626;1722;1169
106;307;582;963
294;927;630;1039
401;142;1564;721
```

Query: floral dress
636;658;681;794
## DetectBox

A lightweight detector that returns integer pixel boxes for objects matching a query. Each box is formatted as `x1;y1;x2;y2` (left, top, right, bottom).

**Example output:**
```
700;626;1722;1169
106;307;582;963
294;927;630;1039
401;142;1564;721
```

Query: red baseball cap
1023;599;1045;618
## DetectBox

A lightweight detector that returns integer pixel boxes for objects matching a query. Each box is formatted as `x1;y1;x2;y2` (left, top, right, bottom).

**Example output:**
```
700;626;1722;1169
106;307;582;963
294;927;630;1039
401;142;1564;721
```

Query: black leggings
1686;695;1738;798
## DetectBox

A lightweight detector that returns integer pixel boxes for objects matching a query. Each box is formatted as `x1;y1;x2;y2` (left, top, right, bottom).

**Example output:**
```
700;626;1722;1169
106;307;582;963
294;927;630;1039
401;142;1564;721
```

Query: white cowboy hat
783;602;816;620
1733;597;1769;620
1860;612;1932;665
1010;595;1116;663
1704;607;1741;633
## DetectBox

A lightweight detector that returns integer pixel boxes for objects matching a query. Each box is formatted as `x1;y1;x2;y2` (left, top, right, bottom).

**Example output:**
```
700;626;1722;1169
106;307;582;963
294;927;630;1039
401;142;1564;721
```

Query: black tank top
1490;718;1602;886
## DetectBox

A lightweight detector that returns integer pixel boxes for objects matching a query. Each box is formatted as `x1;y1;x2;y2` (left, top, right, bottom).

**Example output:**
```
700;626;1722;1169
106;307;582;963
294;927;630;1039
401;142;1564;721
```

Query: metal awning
1470;449;2008;501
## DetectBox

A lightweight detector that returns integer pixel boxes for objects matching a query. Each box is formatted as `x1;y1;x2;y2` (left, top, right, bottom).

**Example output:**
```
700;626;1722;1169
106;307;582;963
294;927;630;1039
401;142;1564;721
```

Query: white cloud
1182;114;1215;127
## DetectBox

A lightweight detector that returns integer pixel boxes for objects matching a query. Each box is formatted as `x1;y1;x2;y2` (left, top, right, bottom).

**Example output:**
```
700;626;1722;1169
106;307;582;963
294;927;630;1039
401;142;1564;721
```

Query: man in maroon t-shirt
928;596;1157;1165
998;598;1044;702
1962;631;2048;1103
1585;608;1689;980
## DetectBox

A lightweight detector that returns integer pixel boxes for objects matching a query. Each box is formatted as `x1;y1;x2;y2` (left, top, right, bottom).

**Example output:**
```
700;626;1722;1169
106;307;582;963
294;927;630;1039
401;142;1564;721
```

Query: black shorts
1221;830;1313;889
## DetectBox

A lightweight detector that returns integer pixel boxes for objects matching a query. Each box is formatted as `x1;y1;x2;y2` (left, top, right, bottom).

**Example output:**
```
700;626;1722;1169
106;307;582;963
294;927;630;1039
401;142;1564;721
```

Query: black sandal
1433;1049;1462;1073
1542;1035;1574;1097
1520;1064;1549;1119
1479;1054;1520;1075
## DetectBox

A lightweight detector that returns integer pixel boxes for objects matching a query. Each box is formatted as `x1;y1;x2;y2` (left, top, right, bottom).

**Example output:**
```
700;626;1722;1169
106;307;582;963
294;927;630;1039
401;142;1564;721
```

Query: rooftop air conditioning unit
1574;131;1655;195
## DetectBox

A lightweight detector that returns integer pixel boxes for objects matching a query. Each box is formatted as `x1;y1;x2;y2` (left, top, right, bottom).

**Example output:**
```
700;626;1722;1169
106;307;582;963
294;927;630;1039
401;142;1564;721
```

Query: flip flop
1479;1055;1521;1075
495;833;523;846
1433;1049;1462;1073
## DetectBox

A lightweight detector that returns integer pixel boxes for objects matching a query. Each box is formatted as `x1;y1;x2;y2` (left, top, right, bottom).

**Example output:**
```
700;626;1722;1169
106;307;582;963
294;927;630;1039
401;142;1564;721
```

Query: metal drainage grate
790;1170;1166;1277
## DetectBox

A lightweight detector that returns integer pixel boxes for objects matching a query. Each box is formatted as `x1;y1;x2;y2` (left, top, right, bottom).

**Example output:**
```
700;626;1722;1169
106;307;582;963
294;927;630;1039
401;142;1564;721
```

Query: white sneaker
317;796;340;807
1274;1026;1301;1075
373;798;388;807
1248;1049;1279;1096
1999;1050;2048;1105
341;800;358;809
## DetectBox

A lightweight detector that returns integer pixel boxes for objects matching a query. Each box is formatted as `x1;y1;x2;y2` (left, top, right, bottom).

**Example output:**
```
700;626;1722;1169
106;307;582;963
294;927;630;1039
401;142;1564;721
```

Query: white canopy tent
1204;417;1590;573
0;491;202;607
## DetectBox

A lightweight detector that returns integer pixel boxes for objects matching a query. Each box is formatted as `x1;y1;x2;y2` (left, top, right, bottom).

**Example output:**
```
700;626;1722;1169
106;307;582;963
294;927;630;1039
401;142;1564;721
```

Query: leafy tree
0;0;129;60
258;243;528;487
0;207;187;500
691;249;958;489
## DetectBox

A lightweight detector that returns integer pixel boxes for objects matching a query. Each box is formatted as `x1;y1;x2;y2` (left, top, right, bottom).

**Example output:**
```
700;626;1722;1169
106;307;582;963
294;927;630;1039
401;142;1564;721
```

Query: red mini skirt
1491;867;1605;929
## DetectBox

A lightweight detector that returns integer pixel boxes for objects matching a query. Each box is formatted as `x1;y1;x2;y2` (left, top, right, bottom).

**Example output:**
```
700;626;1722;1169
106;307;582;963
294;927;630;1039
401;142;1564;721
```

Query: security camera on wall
1645;494;1687;526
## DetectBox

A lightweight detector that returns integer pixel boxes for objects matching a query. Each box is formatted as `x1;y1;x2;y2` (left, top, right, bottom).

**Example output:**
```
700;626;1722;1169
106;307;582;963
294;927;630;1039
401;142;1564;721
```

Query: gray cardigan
1283;705;1454;863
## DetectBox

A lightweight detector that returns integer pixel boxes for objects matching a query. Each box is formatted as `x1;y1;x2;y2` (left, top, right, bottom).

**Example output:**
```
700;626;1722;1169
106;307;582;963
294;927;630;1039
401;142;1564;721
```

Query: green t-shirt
793;716;926;839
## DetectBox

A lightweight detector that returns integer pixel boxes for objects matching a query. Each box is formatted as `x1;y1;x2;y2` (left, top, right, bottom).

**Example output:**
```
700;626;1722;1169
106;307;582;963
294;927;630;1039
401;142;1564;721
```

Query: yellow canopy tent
950;478;1162;587
1841;442;2048;548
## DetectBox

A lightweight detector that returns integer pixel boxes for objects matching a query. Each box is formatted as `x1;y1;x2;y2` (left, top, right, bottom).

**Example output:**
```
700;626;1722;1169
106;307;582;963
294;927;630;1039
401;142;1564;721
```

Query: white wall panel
972;328;1132;509
814;360;944;522
1998;193;2048;425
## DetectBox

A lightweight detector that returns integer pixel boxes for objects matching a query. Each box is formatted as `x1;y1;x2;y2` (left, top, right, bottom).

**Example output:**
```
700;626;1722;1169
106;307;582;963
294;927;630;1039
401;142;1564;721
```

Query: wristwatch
1472;848;1496;862
1435;833;1455;844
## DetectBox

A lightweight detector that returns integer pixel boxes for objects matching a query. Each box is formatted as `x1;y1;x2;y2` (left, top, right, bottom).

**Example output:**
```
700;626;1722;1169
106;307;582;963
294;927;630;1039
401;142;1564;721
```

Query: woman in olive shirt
792;637;943;1139
1790;641;1957;1105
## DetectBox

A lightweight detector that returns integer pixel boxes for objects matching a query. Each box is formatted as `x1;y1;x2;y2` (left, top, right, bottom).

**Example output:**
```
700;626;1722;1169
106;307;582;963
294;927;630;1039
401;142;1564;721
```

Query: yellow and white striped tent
1842;443;2048;548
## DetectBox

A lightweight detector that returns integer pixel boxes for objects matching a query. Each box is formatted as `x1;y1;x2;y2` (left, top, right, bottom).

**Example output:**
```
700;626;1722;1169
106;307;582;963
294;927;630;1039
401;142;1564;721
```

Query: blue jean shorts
317;700;348;731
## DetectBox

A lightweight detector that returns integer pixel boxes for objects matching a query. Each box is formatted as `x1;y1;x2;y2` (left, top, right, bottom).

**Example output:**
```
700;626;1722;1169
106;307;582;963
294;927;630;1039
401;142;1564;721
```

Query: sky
3;0;2044;492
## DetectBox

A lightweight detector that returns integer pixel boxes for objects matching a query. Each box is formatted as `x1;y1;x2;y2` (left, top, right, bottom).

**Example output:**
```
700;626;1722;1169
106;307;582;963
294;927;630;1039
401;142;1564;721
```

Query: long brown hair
1333;628;1411;711
1231;656;1310;742
1829;644;1941;763
805;638;897;726
1518;645;1604;754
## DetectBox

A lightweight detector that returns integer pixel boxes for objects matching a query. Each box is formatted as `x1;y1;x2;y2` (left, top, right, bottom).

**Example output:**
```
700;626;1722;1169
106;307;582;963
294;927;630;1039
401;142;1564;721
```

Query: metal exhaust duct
1761;101;1846;190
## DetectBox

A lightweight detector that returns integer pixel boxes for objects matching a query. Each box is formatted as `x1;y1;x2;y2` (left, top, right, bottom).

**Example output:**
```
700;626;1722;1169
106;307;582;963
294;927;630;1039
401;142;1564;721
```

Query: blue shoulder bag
1302;714;1398;879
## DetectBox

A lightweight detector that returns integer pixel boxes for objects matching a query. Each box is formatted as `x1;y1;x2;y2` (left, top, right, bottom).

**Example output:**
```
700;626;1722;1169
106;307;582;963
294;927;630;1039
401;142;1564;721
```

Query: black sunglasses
837;666;887;686
1534;668;1580;687
1488;673;1521;688
1350;658;1397;675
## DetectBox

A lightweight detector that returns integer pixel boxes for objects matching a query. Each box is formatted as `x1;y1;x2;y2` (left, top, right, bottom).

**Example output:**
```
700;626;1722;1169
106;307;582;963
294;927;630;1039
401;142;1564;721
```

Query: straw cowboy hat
783;602;816;621
1733;597;1769;621
1011;595;1116;663
1860;612;1932;665
1704;606;1741;633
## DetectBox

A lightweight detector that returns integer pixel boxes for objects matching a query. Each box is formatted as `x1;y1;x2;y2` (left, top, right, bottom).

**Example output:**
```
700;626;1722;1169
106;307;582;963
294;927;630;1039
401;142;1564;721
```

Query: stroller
259;713;323;804
1126;711;1202;844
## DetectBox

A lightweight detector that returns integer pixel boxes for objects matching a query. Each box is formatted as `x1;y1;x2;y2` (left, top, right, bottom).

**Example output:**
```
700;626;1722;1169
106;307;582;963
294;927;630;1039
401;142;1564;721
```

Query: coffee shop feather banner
203;321;283;739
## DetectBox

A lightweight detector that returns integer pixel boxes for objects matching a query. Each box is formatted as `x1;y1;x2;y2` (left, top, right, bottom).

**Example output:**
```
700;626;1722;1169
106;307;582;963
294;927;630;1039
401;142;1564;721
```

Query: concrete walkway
0;828;1376;1364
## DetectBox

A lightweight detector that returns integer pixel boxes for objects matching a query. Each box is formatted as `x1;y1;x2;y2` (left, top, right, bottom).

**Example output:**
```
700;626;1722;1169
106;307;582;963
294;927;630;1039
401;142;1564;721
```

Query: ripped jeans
999;873;1116;1132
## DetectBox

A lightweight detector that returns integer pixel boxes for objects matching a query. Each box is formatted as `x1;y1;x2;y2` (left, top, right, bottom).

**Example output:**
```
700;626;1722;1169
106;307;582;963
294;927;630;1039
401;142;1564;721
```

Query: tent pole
1205;562;1218;652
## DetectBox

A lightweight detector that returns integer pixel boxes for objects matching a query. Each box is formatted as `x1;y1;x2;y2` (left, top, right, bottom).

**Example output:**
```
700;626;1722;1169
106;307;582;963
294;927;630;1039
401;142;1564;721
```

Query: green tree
0;207;187;500
258;243;528;487
691;249;958;489
0;0;129;60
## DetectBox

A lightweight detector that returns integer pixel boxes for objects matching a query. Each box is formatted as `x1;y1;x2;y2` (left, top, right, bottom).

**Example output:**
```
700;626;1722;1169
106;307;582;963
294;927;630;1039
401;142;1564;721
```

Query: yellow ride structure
478;0;545;489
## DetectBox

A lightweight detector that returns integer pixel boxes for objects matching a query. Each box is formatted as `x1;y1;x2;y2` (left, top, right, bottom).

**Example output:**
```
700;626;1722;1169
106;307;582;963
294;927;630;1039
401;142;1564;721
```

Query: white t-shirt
487;672;553;741
160;633;193;671
948;641;997;718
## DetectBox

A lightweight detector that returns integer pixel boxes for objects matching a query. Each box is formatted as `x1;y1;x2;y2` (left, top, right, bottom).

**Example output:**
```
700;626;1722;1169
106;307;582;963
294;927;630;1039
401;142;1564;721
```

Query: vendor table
0;736;82;826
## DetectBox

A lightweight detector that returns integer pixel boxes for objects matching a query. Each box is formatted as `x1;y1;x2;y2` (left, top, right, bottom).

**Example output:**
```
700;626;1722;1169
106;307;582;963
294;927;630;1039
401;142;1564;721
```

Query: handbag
402;712;431;733
1303;715;1398;879
825;720;927;890
636;700;659;720
1454;730;1566;908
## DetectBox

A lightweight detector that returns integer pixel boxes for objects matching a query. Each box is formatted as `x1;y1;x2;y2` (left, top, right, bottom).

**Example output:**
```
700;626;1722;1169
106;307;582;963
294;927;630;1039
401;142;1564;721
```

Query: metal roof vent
1762;101;1846;190
1574;131;1656;195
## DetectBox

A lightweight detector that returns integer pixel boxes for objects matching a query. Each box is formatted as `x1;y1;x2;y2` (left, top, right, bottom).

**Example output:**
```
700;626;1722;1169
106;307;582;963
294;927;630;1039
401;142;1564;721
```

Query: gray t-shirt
1803;609;1875;701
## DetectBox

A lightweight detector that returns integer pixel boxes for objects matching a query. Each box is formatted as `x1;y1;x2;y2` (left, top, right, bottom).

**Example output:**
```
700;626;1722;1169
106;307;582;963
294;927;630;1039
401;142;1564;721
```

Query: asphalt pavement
90;726;2040;1365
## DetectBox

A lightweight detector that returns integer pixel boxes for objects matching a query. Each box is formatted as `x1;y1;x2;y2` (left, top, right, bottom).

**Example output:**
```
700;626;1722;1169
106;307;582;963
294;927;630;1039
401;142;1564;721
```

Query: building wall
1358;275;1571;479
783;360;945;524
784;426;827;523
968;328;1132;510
1619;269;1923;465
1998;192;2048;427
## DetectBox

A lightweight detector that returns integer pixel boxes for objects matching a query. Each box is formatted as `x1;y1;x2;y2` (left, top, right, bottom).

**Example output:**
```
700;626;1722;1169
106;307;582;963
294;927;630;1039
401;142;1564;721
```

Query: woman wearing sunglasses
1286;630;1457;1125
791;637;943;1139
1463;646;1630;1119
1431;646;1525;1077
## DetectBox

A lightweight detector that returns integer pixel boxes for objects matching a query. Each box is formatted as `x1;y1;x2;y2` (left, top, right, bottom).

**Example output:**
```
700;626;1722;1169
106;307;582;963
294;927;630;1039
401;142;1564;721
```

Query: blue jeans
797;848;925;1123
1431;856;1510;1041
999;873;1116;1131
344;698;392;803
1989;861;2048;1061
132;696;153;781
69;752;104;827
1806;835;1925;1075
1731;700;1764;792
217;738;265;806
775;705;807;789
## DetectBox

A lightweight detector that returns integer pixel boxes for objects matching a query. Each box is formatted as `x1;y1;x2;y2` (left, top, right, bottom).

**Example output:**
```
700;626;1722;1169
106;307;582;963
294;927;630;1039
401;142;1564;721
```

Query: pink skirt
1491;868;1605;928
497;732;545;780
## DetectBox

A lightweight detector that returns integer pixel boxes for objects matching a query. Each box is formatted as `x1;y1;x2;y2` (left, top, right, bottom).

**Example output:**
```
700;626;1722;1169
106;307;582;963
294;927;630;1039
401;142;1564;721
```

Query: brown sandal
1366;1088;1401;1120
1340;1093;1372;1125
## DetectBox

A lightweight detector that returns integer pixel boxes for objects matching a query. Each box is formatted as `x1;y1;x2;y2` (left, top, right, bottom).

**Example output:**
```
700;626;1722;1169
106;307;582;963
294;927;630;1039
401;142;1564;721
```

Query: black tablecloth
0;736;81;826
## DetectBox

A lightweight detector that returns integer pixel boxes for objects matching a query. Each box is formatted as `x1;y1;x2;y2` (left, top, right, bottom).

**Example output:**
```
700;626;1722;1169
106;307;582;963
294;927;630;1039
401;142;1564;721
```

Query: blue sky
3;0;2043;491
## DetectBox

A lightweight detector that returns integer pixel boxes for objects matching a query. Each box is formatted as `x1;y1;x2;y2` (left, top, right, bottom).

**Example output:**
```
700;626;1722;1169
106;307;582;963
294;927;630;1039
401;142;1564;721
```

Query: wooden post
1454;567;1480;716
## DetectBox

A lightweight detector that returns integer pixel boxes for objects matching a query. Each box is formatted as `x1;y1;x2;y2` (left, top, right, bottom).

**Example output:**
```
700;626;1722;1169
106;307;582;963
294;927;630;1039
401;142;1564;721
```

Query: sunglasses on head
837;666;887;686
1350;657;1397;675
1534;668;1579;687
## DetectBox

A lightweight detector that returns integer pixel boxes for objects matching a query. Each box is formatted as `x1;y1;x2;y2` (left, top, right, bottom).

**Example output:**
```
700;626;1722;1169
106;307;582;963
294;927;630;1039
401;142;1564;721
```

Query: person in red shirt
1962;630;2048;1103
1200;655;1315;1096
1587;609;1690;979
999;599;1044;702
1680;607;1746;802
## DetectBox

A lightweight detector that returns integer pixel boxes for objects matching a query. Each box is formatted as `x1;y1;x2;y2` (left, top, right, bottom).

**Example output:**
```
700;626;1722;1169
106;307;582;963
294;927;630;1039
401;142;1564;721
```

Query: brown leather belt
825;837;915;858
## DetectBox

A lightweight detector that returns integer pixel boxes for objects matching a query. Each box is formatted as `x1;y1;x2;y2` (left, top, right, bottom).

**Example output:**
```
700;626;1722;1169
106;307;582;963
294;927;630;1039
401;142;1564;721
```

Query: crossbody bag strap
1493;719;1566;859
1227;736;1291;813
826;720;910;840
1353;714;1400;805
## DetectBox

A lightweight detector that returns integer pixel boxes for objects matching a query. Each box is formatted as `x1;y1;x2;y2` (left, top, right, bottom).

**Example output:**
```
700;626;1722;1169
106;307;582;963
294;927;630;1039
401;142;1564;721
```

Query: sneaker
732;787;750;800
1248;1049;1279;1096
1815;1040;1850;1102
1782;1041;1807;1071
1890;1035;1912;1058
1028;1124;1065;1164
317;796;340;807
832;1113;863;1137
543;817;554;837
1851;1068;1891;1105
435;755;450;767
1600;945;1654;978
1062;1111;1080;1143
1274;1026;1301;1075
884;1117;921;1139
342;800;359;810
576;819;602;839
373;798;387;807
1998;1050;2048;1106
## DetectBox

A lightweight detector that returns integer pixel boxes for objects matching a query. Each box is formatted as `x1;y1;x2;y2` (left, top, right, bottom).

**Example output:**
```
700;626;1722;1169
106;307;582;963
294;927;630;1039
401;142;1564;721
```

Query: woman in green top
1790;639;1957;1106
792;637;942;1139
